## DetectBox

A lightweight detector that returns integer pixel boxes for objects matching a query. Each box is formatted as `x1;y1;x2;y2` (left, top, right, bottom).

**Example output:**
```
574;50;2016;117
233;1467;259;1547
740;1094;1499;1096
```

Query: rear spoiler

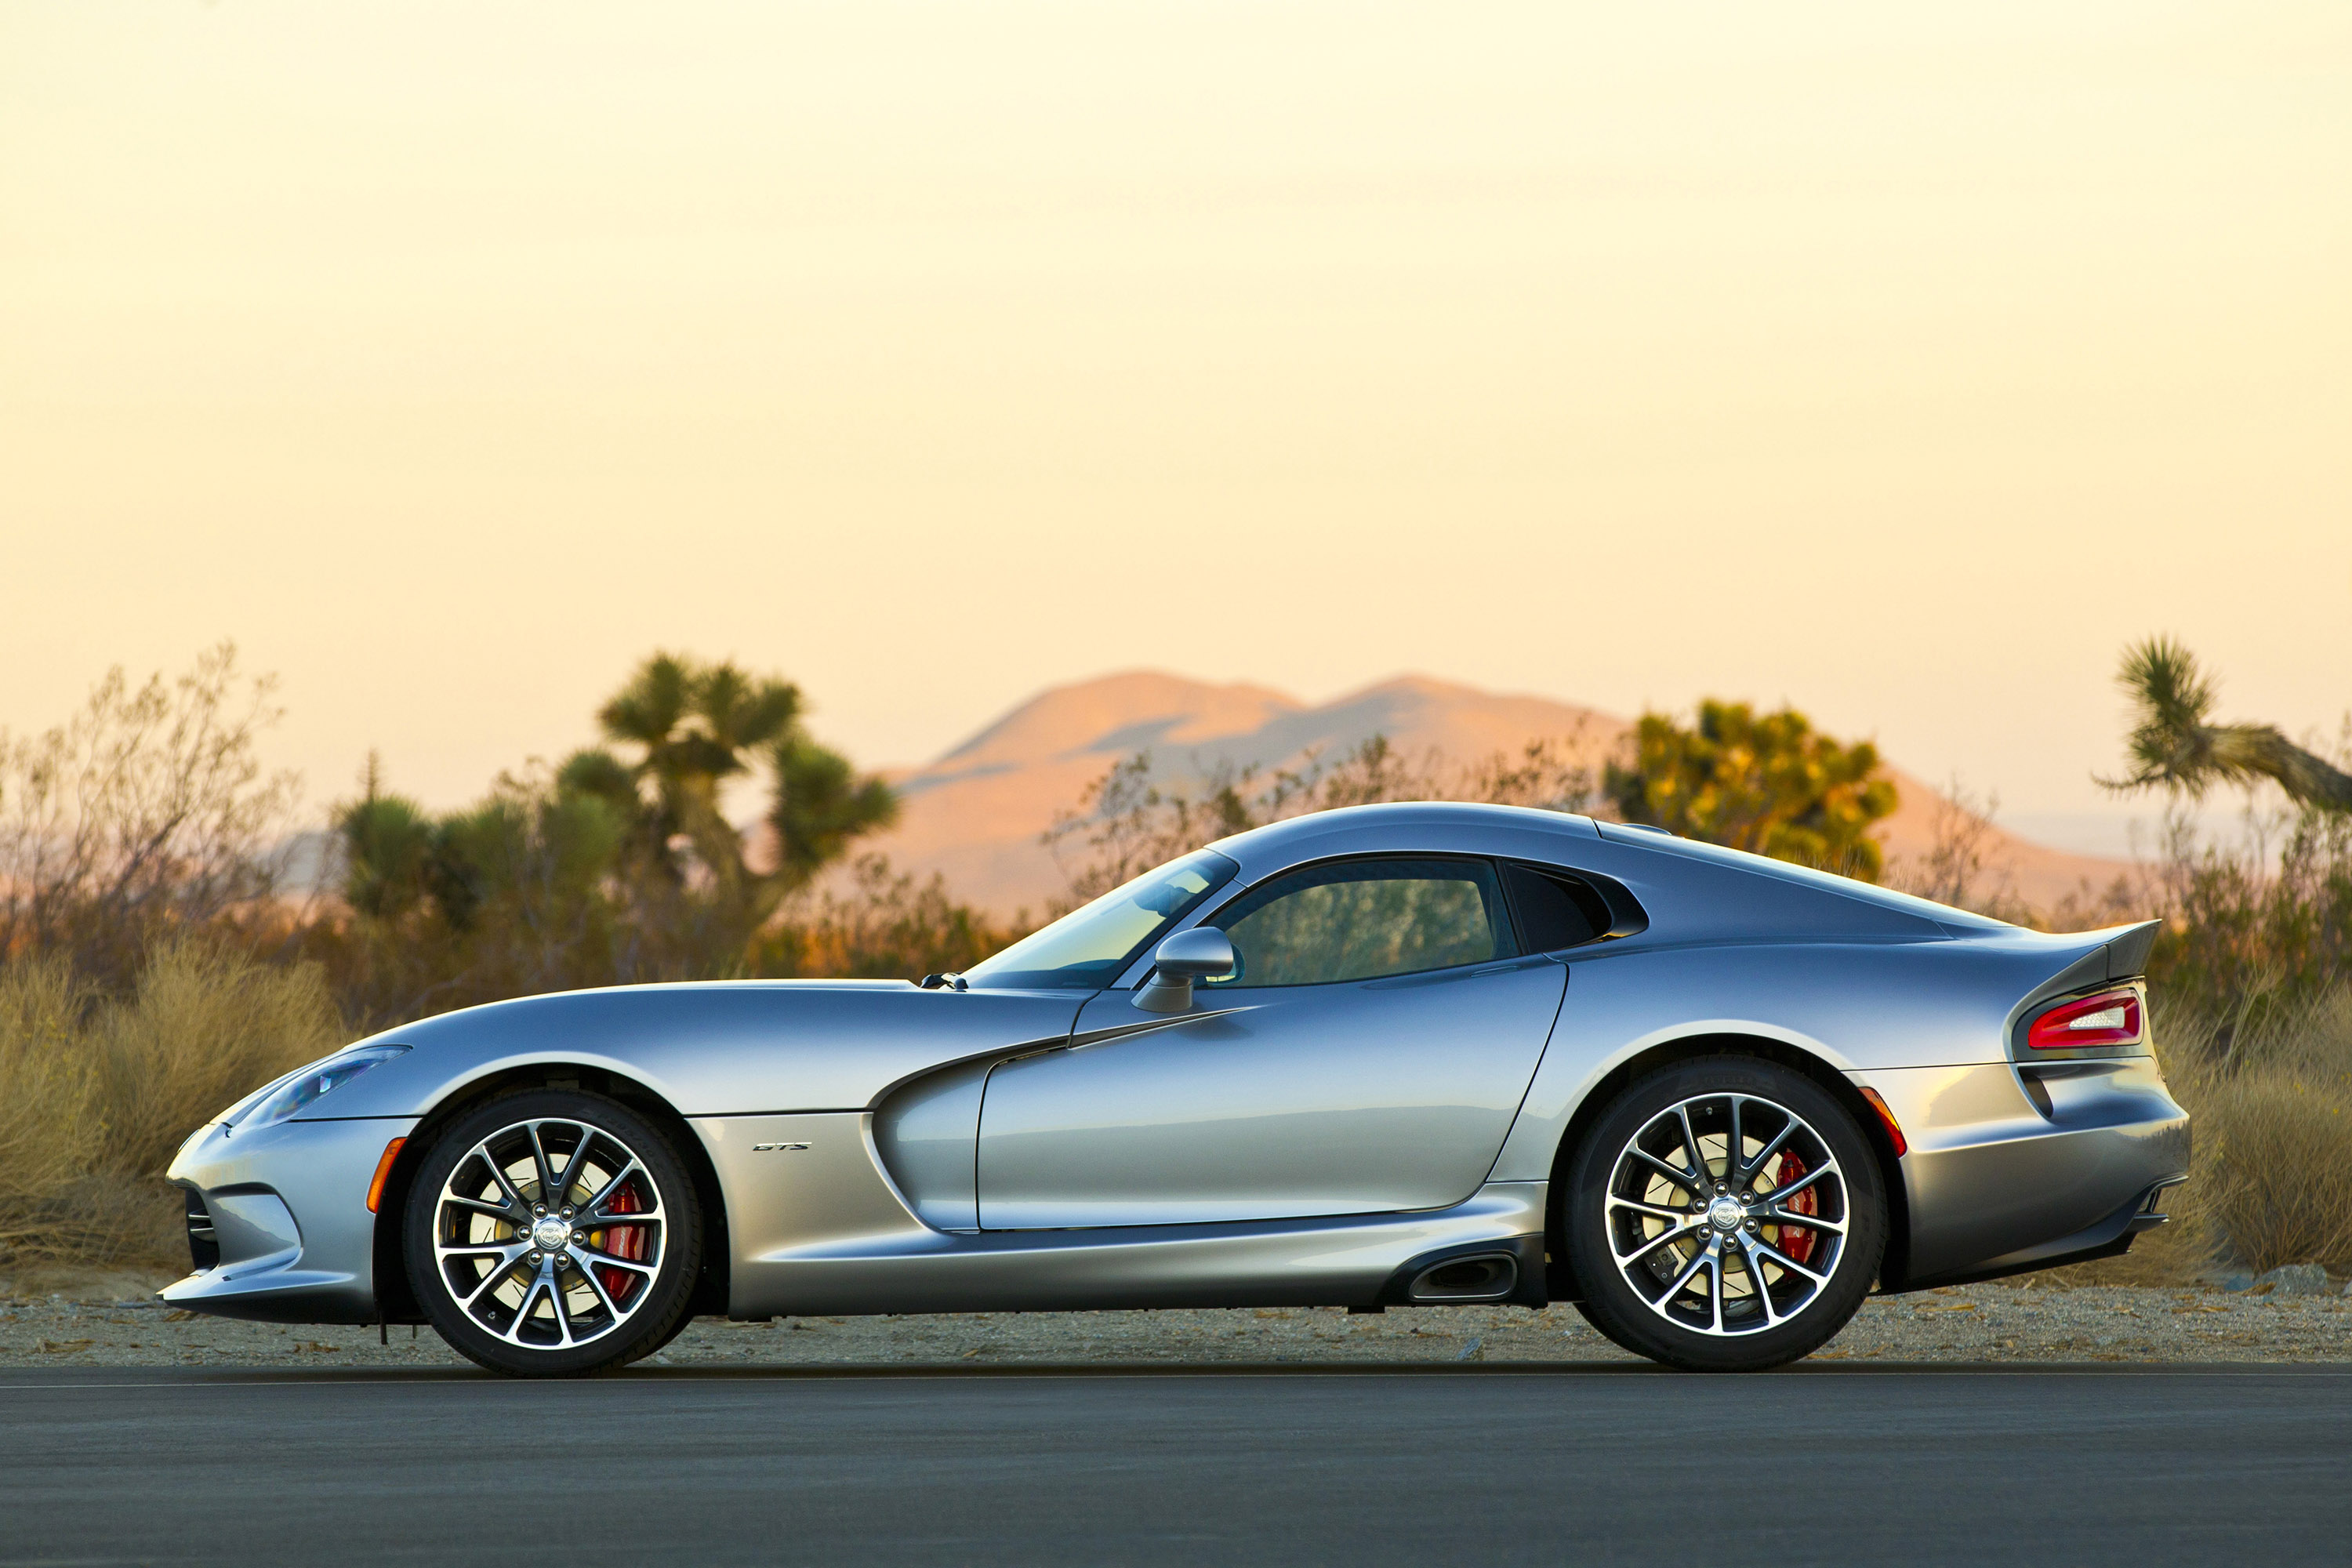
2028;919;2164;1004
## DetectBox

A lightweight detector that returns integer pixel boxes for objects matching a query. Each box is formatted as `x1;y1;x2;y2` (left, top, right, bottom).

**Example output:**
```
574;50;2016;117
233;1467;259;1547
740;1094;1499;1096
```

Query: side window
1501;862;1607;952
1203;858;1512;989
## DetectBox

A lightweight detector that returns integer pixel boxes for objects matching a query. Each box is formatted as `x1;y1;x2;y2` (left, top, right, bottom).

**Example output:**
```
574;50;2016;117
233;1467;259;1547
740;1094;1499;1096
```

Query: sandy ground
4;1272;2349;1369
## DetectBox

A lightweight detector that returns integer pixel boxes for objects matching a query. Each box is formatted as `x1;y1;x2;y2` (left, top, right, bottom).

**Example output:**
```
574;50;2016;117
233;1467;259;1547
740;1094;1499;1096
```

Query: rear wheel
1564;1057;1885;1371
403;1089;702;1377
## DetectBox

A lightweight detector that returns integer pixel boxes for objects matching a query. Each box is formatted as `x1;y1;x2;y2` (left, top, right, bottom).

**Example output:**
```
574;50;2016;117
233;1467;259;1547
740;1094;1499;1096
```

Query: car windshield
961;849;1240;991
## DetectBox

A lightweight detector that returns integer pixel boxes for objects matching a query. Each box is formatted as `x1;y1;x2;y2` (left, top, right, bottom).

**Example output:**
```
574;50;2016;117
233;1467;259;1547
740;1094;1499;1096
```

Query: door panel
975;957;1567;1229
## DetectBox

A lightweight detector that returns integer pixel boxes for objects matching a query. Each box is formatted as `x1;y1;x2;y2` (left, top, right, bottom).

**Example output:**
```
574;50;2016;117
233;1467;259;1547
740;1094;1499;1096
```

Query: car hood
297;982;1091;1121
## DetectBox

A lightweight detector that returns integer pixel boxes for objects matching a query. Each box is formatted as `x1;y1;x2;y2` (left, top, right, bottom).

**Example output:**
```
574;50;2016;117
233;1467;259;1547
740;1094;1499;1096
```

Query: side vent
183;1188;220;1272
1407;1252;1518;1302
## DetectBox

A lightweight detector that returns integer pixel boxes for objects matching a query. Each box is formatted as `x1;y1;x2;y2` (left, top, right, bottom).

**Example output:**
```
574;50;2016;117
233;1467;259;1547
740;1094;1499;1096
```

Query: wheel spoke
445;1238;528;1262
551;1123;595;1209
1660;1243;1711;1306
1674;1106;1711;1188
1706;1247;1725;1333
456;1245;529;1308
445;1196;519;1226
1628;1149;1706;1194
1737;1120;1798;1185
484;1158;530;1212
526;1123;560;1206
549;1268;575;1345
1612;1217;1703;1268
1763;1162;1834;1205
1738;1246;1780;1327
1608;1196;1694;1225
572;1256;628;1321
1764;1206;1846;1235
572;1243;656;1277
503;1276;551;1344
1726;1095;1744;1183
578;1160;645;1220
1746;1233;1831;1287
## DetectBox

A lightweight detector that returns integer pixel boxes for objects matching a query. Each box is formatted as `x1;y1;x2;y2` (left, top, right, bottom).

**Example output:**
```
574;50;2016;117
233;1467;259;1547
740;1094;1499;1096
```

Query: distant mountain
855;671;2134;919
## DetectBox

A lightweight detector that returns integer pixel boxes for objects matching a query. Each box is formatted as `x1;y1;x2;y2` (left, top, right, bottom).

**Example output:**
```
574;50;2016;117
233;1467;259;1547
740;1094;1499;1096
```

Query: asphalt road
4;1364;2346;1565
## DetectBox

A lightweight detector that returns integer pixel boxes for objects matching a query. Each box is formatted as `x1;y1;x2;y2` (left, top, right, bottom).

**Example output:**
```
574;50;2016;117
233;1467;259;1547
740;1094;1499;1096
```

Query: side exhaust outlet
1407;1252;1519;1302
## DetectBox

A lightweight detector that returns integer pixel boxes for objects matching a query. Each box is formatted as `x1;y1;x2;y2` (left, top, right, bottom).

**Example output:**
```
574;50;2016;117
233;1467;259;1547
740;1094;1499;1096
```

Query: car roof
1203;800;2013;935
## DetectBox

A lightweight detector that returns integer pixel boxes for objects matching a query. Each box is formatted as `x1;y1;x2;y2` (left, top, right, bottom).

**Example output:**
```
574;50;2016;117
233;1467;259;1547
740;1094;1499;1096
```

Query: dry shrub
2177;985;2352;1275
0;961;98;1258
2195;1069;2352;1272
759;855;1023;982
0;942;346;1267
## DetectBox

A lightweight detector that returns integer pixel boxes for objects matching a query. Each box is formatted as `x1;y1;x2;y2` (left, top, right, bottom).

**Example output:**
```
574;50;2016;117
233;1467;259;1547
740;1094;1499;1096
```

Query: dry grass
2176;986;2352;1276
0;943;345;1267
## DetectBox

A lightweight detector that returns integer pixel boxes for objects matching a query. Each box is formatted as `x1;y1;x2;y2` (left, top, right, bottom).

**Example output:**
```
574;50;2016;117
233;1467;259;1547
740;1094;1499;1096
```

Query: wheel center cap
532;1216;572;1251
1707;1196;1745;1232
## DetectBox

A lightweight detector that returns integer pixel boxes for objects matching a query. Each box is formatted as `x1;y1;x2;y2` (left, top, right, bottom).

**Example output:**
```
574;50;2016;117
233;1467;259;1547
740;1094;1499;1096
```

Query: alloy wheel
1604;1091;1848;1337
430;1116;666;1352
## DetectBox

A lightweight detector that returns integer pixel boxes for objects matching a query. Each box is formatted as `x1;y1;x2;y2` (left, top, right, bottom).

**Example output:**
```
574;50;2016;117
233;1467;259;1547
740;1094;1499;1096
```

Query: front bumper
1852;1057;2190;1290
162;1116;418;1325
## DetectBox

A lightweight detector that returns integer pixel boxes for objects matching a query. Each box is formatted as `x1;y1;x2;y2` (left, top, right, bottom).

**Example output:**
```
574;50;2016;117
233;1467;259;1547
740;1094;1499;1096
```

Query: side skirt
694;1112;1548;1319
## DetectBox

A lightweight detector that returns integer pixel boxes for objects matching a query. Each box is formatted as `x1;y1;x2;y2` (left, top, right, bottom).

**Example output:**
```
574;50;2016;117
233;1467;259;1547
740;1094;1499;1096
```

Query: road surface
3;1363;2343;1564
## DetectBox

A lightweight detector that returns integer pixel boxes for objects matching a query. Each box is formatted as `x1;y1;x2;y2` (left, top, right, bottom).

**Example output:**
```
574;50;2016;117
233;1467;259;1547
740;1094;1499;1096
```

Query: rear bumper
160;1116;417;1325
1851;1057;2189;1290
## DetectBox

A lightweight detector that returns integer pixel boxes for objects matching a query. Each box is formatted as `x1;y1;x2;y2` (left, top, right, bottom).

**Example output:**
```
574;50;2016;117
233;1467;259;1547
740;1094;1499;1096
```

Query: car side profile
165;803;2190;1374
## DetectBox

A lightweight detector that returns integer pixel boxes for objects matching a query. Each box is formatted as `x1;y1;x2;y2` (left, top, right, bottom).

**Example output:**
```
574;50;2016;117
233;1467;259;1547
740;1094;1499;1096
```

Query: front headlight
235;1046;408;1129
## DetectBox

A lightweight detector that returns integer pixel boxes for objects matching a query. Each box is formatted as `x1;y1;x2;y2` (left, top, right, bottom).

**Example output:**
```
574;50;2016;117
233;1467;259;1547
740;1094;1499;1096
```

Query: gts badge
752;1141;811;1152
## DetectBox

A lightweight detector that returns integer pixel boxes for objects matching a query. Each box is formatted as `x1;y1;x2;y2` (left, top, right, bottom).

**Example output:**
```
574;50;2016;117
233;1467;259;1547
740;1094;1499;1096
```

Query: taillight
2027;988;2143;1051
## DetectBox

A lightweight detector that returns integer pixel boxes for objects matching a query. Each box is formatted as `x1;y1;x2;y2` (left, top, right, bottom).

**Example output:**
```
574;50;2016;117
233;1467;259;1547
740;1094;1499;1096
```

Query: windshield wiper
916;971;967;991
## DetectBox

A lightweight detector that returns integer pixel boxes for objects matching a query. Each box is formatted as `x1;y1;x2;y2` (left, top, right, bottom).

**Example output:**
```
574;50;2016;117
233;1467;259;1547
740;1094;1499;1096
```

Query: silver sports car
166;804;2189;1374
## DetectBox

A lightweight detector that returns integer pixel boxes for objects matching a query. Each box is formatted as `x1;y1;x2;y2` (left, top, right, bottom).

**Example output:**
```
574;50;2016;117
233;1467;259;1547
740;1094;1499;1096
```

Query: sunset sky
4;3;2346;853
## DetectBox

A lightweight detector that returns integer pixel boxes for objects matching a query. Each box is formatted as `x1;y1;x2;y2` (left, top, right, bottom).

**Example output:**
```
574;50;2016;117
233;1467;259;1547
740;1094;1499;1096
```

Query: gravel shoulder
5;1275;2348;1370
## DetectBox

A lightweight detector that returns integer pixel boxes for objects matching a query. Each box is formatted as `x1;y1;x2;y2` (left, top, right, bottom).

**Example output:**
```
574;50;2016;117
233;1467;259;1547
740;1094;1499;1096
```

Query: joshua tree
586;652;806;895
575;652;898;909
337;653;898;1004
2103;637;2352;813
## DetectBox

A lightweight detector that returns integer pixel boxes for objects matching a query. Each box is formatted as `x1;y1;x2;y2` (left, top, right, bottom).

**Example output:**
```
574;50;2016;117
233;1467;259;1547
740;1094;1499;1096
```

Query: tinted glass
1203;858;1510;988
1502;863;1603;951
963;850;1238;990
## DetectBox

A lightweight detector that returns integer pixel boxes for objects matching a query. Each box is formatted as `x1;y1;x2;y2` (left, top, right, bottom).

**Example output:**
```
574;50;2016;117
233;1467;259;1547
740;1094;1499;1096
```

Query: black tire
403;1089;702;1377
1564;1056;1885;1372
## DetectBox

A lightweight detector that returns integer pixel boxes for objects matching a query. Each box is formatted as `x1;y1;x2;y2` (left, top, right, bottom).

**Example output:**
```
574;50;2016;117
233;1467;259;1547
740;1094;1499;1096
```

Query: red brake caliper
595;1181;648;1305
1772;1152;1818;1266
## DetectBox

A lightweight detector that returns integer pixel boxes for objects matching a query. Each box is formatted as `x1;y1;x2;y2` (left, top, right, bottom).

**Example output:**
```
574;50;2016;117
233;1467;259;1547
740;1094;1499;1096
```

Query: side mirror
1132;927;1237;1014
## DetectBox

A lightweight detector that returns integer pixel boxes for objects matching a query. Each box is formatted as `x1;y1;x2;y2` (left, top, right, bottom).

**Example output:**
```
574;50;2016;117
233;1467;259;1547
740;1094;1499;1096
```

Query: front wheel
403;1089;702;1377
1564;1057;1886;1372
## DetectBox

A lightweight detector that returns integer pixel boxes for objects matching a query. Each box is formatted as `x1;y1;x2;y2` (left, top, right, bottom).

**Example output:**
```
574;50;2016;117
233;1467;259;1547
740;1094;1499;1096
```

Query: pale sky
4;3;2347;846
